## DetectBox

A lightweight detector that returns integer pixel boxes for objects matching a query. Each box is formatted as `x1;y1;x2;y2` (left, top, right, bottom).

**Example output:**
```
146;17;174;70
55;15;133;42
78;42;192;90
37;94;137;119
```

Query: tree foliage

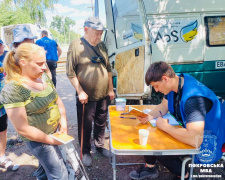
50;15;63;33
0;0;79;45
50;16;79;44
50;15;77;44
3;0;58;24
65;17;75;34
50;16;75;34
49;28;64;44
50;27;80;45
0;2;34;26
69;30;81;42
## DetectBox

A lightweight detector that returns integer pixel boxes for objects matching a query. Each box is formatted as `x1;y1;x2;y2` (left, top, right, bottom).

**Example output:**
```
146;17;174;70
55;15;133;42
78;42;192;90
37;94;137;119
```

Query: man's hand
78;91;88;104
108;90;115;101
156;117;169;131
68;77;88;104
138;114;154;124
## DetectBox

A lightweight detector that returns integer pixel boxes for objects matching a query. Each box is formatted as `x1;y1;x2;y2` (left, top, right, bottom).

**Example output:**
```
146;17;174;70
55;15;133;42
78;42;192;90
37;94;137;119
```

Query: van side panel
115;46;145;95
148;15;204;64
106;0;225;99
172;61;225;98
144;0;225;14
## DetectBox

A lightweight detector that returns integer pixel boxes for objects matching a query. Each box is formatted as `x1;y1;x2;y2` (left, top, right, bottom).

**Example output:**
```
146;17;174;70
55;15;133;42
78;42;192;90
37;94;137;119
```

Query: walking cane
80;103;85;160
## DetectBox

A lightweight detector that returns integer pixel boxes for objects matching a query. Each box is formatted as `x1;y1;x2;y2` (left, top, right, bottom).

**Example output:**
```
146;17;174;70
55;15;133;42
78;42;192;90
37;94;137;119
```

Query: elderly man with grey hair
66;17;115;167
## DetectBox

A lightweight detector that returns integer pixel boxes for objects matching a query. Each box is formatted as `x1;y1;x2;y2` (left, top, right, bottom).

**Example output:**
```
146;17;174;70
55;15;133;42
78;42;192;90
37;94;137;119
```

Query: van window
205;16;225;46
99;0;107;41
111;0;143;49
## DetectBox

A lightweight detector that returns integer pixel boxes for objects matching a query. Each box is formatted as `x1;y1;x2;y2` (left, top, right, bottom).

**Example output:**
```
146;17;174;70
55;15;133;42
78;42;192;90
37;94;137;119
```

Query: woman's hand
51;137;63;145
56;96;68;134
57;119;68;134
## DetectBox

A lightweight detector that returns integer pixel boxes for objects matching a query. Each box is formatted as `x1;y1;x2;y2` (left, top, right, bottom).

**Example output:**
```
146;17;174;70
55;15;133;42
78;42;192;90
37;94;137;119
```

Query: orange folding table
108;105;199;180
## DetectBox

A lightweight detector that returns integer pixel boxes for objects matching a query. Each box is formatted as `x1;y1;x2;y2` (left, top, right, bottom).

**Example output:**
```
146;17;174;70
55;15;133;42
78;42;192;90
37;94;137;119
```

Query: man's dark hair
145;61;176;85
41;30;48;36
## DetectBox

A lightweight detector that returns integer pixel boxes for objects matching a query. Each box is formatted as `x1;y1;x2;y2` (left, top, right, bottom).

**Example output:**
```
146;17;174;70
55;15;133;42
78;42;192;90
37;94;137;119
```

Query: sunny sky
45;0;106;36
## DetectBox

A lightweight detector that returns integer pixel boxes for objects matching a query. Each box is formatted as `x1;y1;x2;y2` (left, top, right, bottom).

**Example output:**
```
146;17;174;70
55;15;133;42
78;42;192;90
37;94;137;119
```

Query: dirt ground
0;73;225;180
0;125;176;180
1;126;225;180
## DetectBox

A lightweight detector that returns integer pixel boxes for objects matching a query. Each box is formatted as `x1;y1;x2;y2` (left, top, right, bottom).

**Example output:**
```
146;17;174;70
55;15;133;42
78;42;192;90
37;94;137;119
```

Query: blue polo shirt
36;37;59;61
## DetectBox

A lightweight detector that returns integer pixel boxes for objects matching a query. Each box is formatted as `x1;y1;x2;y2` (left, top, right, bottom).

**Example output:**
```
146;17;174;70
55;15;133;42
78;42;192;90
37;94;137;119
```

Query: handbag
59;143;89;180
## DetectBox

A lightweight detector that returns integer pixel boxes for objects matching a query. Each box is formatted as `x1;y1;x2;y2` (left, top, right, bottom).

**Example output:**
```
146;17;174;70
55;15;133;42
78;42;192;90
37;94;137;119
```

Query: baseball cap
12;25;37;43
0;39;3;45
84;17;106;31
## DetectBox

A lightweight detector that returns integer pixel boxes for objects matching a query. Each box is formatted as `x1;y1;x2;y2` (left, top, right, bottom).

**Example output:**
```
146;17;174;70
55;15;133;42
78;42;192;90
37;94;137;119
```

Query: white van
1;23;53;50
101;0;225;103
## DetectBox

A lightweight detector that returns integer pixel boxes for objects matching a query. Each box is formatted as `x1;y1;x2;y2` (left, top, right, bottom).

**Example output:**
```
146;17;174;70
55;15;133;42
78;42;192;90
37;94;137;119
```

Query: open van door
104;0;152;102
104;0;225;101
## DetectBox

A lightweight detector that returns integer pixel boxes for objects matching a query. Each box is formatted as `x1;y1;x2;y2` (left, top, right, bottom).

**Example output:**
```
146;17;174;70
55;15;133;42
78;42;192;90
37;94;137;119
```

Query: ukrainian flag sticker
180;20;198;42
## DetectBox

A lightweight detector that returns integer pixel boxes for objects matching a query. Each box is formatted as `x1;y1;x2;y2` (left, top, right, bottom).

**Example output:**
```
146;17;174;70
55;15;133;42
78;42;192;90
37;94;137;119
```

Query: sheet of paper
143;109;152;114
149;113;180;127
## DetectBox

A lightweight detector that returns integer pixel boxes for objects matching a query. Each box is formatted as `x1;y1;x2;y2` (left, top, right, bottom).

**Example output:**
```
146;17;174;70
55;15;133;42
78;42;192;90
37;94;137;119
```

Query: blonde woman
0;43;68;179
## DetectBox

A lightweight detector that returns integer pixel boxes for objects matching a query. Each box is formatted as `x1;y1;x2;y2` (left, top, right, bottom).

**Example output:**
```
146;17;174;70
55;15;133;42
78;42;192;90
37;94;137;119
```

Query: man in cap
0;39;19;171
67;17;115;166
36;30;62;87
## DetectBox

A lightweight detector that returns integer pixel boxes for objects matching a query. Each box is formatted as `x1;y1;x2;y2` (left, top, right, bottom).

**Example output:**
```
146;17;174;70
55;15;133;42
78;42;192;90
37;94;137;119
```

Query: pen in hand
159;111;169;123
159;111;163;117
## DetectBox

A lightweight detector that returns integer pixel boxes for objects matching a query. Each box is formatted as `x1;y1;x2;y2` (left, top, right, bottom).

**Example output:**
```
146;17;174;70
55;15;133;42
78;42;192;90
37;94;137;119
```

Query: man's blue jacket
167;73;225;164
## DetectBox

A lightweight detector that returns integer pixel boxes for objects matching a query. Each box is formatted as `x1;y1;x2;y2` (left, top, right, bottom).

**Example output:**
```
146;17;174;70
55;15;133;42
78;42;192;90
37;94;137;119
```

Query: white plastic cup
139;129;149;146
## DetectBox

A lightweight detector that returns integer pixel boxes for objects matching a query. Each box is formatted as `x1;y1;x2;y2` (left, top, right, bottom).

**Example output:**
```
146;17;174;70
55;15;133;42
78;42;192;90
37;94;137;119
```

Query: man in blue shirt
0;39;19;171
36;30;62;87
129;61;225;180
